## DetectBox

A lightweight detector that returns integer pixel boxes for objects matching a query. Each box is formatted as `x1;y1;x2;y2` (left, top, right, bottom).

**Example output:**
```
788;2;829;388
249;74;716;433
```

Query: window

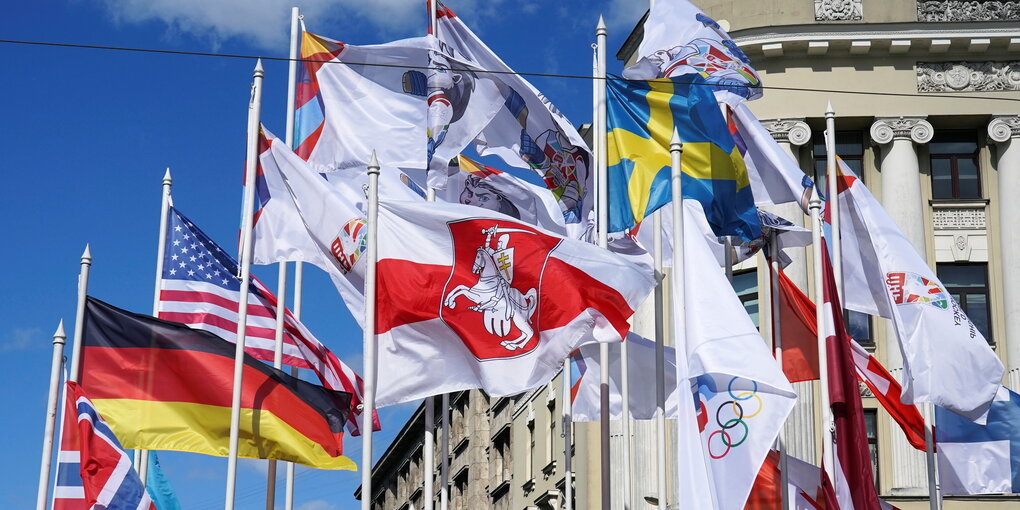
814;131;864;186
846;310;873;348
732;269;759;328
936;263;992;343
864;409;879;488
525;418;535;480
547;399;556;464
930;131;980;199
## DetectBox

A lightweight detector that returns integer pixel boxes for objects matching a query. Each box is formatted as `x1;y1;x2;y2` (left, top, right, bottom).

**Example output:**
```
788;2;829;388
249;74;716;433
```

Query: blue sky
1;1;646;508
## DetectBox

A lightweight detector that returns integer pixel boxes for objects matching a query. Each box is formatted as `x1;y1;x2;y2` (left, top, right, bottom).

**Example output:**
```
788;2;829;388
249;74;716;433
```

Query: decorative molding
859;381;874;398
989;115;1020;142
917;1;1020;22
917;61;1020;93
815;0;864;21
762;118;812;146
932;207;987;230
870;117;934;145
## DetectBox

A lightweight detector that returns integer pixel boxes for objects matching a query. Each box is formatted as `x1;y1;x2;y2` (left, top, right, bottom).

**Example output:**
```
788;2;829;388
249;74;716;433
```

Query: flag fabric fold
936;385;1020;495
836;160;1003;422
64;381;156;510
606;75;759;240
673;200;796;509
729;103;815;211
145;451;181;510
80;297;356;470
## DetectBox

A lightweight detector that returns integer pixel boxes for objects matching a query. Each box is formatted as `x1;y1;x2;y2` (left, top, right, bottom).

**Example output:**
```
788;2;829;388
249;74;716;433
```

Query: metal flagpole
224;58;264;510
653;211;667;510
769;231;790;510
668;131;685;510
361;152;381;510
809;197;834;482
824;103;843;300
594;14;612;510
68;244;92;384
440;393;450;510
924;403;943;510
723;237;734;282
266;9;302;509
562;362;573;510
285;260;303;510
427;7;444;507
35;320;66;510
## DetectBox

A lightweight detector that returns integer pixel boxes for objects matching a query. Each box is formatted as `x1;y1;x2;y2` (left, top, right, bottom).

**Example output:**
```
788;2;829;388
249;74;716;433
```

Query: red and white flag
374;199;655;406
836;159;1003;422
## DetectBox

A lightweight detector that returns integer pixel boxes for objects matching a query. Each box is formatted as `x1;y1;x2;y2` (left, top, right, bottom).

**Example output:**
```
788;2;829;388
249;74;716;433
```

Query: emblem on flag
330;218;368;274
442;220;557;358
886;271;950;309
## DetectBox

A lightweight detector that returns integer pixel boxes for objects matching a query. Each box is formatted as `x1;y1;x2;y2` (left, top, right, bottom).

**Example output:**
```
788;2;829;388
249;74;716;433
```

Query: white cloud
1;327;43;352
97;0;513;50
604;0;648;36
296;499;339;510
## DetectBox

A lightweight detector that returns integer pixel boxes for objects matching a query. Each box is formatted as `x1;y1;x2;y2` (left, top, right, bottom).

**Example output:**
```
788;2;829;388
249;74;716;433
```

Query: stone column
762;118;817;464
870;116;934;495
989;116;1020;391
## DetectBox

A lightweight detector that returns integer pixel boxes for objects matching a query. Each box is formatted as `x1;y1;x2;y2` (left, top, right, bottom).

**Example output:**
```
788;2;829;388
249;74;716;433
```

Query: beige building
361;2;1020;509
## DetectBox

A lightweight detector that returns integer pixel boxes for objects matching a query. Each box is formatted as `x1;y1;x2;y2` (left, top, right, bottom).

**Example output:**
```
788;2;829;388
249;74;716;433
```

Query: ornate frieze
815;0;864;21
761;118;811;146
870;117;934;145
932;208;987;230
917;1;1020;22
917;61;1020;93
988;115;1020;142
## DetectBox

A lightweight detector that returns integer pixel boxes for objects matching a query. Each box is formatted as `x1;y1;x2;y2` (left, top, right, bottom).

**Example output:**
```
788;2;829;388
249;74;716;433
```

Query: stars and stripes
157;206;377;435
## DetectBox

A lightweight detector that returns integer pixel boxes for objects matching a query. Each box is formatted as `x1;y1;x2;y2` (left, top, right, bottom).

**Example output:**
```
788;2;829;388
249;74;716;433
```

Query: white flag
570;333;679;422
673;200;797;509
730;103;815;210
836;160;1003;422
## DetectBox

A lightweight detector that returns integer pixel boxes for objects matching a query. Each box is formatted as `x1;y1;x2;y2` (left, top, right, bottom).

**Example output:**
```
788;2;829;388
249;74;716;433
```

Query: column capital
761;118;811;146
870;116;934;145
988;115;1020;143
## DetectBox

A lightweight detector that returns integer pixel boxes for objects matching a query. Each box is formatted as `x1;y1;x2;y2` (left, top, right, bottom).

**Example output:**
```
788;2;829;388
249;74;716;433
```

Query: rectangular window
732;269;759;328
845;309;873;348
813;131;864;186
864;409;879;488
936;263;993;343
930;131;980;200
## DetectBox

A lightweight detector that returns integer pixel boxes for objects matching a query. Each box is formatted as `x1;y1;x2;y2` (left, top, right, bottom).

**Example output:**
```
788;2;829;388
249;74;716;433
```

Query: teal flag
145;452;182;510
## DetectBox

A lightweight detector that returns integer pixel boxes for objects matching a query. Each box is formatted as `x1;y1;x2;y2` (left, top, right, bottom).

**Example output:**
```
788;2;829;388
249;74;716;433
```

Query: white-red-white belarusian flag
836;159;1003;422
374;199;655;406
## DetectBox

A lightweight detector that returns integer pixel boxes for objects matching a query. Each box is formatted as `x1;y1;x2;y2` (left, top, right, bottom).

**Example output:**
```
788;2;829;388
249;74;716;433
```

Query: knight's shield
440;218;560;360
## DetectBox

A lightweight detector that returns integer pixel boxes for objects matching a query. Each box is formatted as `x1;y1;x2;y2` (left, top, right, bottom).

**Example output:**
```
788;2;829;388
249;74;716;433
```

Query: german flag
79;297;355;471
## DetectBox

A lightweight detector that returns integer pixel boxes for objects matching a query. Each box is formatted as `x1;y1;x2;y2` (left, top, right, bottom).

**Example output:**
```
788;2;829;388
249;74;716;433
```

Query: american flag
158;207;378;435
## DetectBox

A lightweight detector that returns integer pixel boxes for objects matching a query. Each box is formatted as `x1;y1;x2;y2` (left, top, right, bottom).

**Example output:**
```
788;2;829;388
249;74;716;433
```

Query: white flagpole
924;404;943;510
225;58;264;510
769;231;790;510
35;319;66;510
427;8;444;507
809;196;834;482
595;14;611;510
285;260;303;510
653;211;667;510
562;362;574;510
361;151;381;510
440;393;450;510
68;244;92;384
668;131;685;510
824;103;842;300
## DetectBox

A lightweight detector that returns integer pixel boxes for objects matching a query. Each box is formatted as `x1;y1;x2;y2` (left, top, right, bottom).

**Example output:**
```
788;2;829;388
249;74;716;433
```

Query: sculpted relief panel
917;1;1020;21
815;0;864;21
917;62;1020;93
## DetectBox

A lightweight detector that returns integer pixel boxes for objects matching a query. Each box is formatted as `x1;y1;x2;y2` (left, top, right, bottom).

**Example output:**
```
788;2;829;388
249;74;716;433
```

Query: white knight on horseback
444;225;539;351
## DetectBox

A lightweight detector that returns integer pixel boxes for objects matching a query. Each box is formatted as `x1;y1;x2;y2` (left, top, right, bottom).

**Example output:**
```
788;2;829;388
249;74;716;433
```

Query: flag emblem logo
886;271;950;309
442;219;558;359
330;218;368;274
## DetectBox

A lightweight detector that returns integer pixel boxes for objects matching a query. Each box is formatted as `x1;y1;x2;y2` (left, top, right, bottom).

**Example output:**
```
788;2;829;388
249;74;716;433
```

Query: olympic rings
704;377;764;459
730;392;763;418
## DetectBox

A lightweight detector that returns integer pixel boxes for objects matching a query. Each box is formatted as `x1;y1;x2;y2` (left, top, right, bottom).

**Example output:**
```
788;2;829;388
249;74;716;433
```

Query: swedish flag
606;75;759;240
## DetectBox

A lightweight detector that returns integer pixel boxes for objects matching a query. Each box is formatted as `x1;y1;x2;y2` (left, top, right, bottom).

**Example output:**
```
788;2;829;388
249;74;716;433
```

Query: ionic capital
761;118;812;146
988;115;1020;143
870;117;934;145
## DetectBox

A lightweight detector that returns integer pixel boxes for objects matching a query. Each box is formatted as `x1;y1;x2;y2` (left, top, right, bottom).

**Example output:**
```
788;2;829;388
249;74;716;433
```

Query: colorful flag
729;103;815;211
624;0;763;104
606;75;759;240
434;1;593;236
936;385;1020;494
373;198;655;406
820;241;883;510
80;297;356;470
436;155;566;234
53;394;85;510
64;381;156;510
836;159;1003;423
745;450;903;510
570;332;679;422
161;206;377;436
673;200;796;509
145;452;181;510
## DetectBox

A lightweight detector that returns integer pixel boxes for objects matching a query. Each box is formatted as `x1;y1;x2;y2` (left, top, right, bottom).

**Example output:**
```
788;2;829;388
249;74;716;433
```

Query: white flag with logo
673;200;797;509
730;103;815;210
836;161;1003;422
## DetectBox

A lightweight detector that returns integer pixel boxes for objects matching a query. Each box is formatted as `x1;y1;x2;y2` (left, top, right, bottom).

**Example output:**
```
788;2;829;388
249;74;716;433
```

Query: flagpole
562;362;574;510
723;237;734;282
769;231;790;510
809;197;835;482
68;244;92;384
594;14;612;510
824;103;842;300
361;151;381;510
285;261;303;510
923;404;943;510
668;130;685;510
225;58;264;510
35;320;66;510
653;211;667;510
427;7;446;508
440;393;450;510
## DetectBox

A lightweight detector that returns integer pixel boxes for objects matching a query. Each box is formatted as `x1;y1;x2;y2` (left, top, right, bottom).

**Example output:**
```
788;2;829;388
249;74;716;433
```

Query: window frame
936;262;993;344
929;131;981;200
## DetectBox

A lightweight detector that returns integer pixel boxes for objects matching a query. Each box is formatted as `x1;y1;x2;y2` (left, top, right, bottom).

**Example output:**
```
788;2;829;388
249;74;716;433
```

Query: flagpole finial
597;15;607;34
670;129;682;151
825;101;835;117
254;58;265;77
81;244;92;264
163;167;172;186
53;319;66;344
368;150;380;175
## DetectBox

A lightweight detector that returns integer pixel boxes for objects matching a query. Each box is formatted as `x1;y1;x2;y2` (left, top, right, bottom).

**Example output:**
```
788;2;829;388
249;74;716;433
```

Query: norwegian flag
53;395;85;510
64;381;155;510
157;206;378;435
